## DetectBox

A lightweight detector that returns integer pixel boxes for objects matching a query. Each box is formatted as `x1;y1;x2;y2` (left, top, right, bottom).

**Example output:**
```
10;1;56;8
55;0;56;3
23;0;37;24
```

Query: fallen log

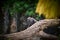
0;19;60;40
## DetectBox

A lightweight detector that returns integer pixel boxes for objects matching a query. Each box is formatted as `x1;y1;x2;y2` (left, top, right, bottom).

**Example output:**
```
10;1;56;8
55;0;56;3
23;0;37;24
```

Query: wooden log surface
0;19;60;40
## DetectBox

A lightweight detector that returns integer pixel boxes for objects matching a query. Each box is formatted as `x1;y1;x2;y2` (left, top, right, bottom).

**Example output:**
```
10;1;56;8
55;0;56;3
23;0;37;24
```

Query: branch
1;19;60;40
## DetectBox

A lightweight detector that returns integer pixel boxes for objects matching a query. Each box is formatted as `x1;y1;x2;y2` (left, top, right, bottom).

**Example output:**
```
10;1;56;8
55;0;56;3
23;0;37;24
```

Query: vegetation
2;0;41;20
3;0;36;15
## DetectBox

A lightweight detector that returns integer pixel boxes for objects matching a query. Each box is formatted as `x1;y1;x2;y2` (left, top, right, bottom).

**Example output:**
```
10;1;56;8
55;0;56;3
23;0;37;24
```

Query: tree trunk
4;7;10;34
10;13;18;33
1;19;60;40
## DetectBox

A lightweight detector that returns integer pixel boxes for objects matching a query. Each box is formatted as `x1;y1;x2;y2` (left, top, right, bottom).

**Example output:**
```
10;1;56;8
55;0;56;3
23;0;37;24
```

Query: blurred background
0;0;60;40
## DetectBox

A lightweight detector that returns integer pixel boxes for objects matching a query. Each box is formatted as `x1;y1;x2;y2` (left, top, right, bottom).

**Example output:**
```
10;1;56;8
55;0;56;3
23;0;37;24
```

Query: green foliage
25;7;35;16
35;15;41;20
3;0;39;18
9;1;24;15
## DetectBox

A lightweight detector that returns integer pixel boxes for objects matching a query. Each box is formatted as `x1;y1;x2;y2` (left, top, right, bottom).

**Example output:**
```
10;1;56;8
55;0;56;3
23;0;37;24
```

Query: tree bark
1;19;60;40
